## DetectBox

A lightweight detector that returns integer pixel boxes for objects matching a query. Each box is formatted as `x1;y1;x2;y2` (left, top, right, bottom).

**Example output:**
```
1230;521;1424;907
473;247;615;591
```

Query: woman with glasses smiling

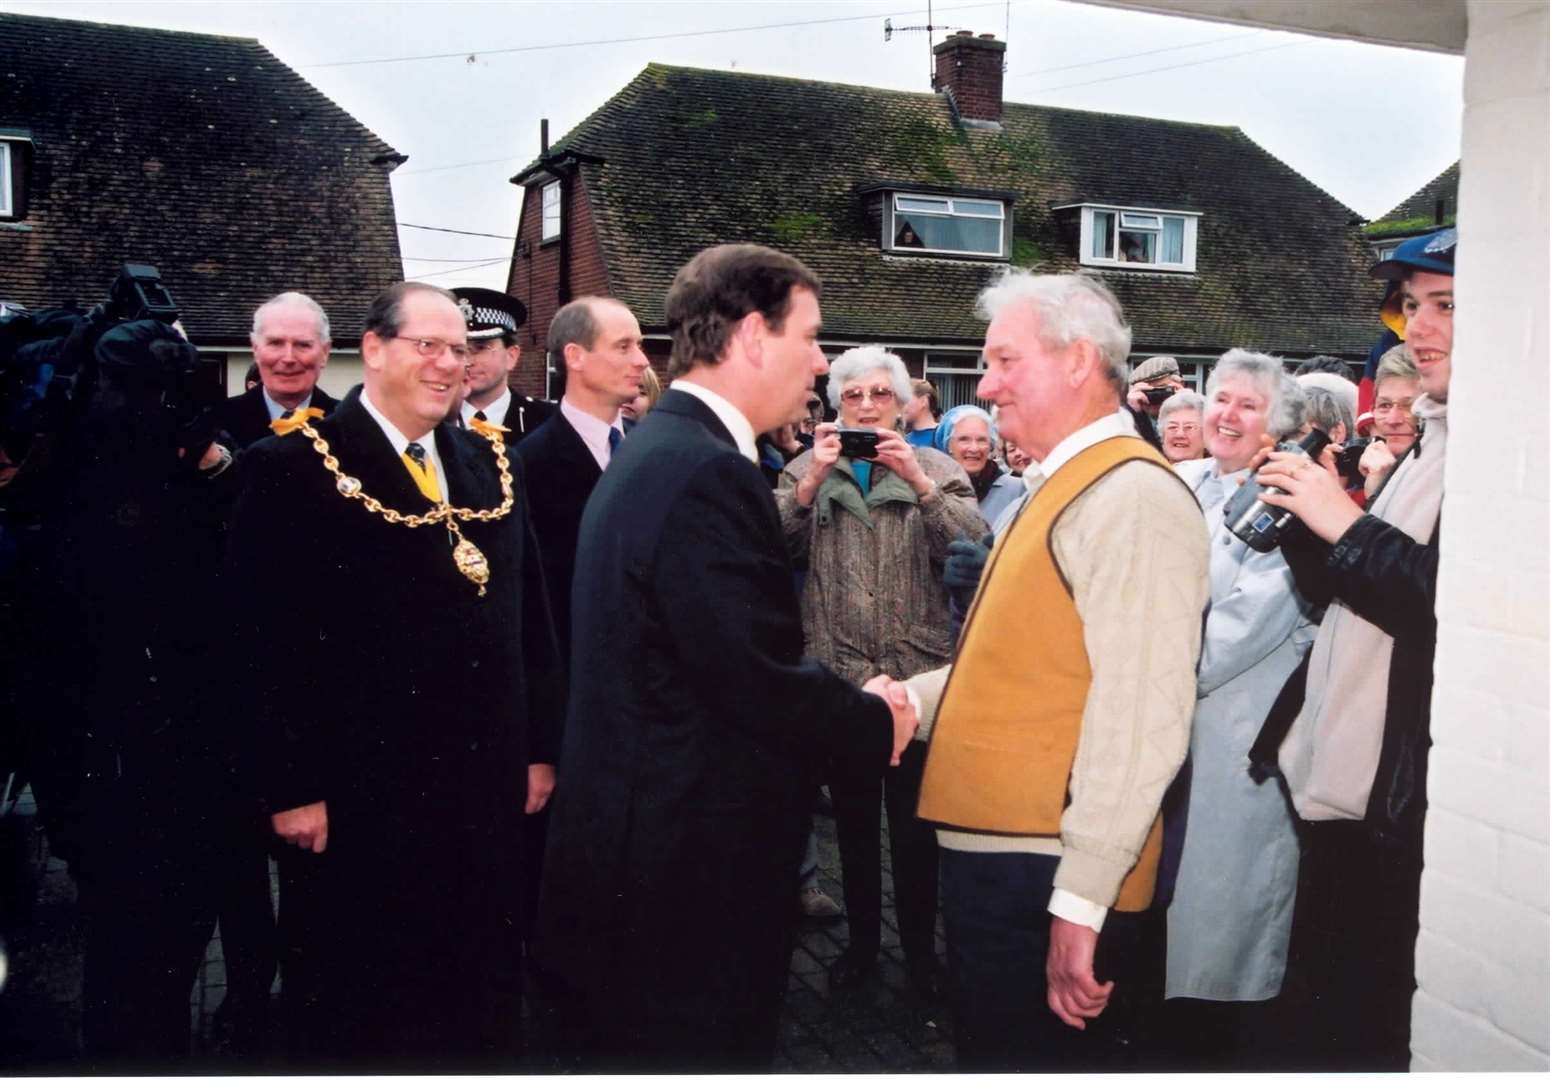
775;346;981;1000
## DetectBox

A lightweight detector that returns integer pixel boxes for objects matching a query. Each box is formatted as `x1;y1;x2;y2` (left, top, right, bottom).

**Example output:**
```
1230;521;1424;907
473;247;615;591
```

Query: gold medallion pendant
451;536;491;596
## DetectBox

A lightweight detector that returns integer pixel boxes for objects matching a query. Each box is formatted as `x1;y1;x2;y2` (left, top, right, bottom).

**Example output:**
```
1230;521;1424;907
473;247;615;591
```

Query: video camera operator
6;275;235;1063
1245;227;1455;1070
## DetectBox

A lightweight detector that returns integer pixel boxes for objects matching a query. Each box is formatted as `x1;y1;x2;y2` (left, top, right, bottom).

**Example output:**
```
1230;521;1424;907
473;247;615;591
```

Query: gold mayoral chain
271;408;514;596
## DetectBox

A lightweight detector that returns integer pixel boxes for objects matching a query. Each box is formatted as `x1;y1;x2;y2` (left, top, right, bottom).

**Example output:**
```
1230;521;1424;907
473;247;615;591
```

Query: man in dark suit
535;244;918;1072
218;291;340;449
452;286;556;442
226;281;563;1068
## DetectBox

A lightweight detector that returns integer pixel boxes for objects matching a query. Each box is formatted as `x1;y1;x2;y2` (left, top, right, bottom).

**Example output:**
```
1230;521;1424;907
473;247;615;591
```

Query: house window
924;351;989;412
1372;240;1401;262
1074;205;1199;272
0;142;14;218
890;193;1005;258
540;181;561;243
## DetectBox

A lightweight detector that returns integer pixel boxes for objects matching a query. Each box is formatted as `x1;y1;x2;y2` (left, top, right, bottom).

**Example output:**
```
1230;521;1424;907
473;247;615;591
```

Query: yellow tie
401;444;443;503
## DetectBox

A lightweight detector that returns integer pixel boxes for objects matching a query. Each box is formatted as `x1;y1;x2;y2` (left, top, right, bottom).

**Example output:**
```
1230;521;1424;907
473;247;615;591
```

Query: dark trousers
940;848;1144;1072
74;803;213;1064
830;739;938;961
209;822;277;1025
1279;819;1423;1071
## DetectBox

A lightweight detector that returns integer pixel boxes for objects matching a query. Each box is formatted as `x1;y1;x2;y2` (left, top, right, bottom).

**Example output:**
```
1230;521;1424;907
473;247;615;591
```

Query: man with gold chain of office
225;281;564;1067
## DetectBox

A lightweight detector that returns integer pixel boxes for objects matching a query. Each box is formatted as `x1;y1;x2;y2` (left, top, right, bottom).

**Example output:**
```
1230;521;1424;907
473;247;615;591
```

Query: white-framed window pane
954;198;1004;218
0;143;12;217
541;181;561;242
897;212;1000;255
925;352;990;410
1161;216;1185;263
1119;230;1156;263
896;195;951;213
1120;212;1161;229
1091;210;1115;259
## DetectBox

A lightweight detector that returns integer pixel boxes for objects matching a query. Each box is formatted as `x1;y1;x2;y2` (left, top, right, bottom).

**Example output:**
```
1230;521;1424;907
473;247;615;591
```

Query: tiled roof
525;63;1382;356
1367;162;1459;235
0;13;403;345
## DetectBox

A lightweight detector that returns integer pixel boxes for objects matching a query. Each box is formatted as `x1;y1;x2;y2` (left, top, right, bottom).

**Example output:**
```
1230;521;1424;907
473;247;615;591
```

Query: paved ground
0;789;954;1072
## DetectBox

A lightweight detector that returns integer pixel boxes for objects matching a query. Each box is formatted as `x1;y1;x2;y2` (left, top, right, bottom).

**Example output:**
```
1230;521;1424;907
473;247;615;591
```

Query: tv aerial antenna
883;2;965;88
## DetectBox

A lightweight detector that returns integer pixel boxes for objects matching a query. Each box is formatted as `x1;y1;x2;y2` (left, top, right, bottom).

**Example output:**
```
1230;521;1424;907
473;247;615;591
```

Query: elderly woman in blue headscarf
776;346;981;998
935;404;1022;528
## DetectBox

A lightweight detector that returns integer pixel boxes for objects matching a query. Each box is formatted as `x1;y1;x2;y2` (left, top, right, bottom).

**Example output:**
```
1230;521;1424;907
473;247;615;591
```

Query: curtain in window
1162;217;1185;263
1092;212;1114;259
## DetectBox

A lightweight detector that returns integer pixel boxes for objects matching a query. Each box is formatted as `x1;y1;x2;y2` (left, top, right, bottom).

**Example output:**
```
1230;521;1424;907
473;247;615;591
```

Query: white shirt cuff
1048;887;1109;932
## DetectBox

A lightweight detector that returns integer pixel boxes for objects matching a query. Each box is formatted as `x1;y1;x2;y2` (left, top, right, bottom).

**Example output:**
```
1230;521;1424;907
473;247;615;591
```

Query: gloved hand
943;533;994;609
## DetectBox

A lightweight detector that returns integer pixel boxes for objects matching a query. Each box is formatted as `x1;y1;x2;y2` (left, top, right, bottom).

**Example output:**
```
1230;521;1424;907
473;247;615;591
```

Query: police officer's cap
451;287;527;341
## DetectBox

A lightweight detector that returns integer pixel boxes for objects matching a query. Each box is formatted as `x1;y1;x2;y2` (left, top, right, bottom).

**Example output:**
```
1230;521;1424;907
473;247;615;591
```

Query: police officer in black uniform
451;287;555;442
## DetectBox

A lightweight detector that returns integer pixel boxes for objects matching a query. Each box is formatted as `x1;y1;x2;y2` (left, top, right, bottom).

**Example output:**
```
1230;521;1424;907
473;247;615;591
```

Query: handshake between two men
862;674;920;766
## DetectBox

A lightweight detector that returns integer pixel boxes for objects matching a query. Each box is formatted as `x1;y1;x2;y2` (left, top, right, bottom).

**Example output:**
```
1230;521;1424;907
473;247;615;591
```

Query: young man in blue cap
1249;226;1455;1070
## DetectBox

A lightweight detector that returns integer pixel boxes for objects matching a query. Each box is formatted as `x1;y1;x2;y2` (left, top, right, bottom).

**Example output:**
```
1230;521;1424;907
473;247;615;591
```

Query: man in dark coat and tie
218;291;340;449
535;244;918;1071
226;281;564;1068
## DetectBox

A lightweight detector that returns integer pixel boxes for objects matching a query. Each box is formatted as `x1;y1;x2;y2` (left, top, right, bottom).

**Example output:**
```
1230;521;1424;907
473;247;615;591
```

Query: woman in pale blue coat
1165;350;1318;1059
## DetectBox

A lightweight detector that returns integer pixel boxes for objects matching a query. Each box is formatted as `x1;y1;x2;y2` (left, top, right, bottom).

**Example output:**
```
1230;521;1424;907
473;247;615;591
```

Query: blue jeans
940;848;1144;1071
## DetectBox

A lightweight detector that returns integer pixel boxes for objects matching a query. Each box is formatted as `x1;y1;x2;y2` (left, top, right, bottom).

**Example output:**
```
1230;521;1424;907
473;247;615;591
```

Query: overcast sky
4;0;1464;290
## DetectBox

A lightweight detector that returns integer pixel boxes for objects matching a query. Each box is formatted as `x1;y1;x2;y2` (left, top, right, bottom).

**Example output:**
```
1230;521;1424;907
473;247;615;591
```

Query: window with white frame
0;142;13;218
1070;205;1199;272
540;181;561;242
890;193;1005;258
924;351;989;412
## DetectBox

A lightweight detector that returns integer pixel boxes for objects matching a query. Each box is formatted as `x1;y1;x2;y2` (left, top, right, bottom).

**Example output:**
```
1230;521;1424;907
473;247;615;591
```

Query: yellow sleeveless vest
918;436;1172;912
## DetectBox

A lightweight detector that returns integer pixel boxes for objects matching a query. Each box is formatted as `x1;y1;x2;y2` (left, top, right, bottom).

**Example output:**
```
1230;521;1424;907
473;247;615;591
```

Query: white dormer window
888;193;1006;258
541;181;561;242
1065;204;1200;272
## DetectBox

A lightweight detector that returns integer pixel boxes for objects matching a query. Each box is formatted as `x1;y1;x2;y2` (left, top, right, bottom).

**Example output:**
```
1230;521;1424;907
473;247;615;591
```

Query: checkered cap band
458;297;517;339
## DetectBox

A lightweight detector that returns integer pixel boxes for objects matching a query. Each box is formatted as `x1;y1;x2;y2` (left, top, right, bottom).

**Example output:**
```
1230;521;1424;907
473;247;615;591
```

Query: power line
1013;30;1265;77
305;2;1006;69
407;258;511;281
396;157;525;178
400;223;516;240
404;255;515;262
1028;40;1301;95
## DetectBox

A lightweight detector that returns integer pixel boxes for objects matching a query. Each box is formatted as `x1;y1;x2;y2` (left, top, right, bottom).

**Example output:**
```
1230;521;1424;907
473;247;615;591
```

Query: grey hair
1157;389;1206;424
826;346;912;412
252;291;331;345
1374;343;1419;389
1206;349;1306;439
1297;371;1357;422
1303;386;1355;440
975;270;1132;391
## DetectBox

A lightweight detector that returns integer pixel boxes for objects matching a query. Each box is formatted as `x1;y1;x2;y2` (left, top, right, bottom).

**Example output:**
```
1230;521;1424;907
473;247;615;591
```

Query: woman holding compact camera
776;346;981;999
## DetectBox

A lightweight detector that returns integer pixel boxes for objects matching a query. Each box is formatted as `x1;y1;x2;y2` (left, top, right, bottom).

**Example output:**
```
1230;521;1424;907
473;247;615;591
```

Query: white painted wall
1412;0;1550;1069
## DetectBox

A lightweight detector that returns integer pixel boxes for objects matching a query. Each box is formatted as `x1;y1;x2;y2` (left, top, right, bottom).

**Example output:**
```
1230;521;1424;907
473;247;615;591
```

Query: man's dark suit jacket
535;388;893;1071
226;387;563;1065
218;384;341;449
514;410;601;669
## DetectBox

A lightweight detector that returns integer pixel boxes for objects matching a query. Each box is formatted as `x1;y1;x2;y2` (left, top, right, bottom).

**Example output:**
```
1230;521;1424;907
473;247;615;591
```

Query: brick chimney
933;31;1006;124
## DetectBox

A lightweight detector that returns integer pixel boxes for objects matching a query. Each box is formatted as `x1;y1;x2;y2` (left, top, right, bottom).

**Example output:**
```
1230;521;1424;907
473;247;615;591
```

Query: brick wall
505;166;611;401
1413;0;1550;1069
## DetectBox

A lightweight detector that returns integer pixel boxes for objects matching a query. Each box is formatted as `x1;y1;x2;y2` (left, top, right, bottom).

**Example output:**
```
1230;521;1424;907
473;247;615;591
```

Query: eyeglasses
391;335;472;363
839;386;897;405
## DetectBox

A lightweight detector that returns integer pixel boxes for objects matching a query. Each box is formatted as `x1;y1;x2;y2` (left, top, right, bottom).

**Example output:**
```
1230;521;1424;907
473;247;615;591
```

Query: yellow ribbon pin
270;407;326;436
470;416;511;438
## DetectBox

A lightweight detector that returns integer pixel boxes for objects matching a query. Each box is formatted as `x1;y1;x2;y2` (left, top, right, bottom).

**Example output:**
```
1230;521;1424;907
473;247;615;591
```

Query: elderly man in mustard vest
891;271;1209;1070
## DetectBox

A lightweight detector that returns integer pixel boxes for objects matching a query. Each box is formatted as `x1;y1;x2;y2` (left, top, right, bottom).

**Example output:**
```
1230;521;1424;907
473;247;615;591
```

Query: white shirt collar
670;379;759;464
1037;409;1139;479
262;387;311;422
360;386;444;480
461;388;511;428
560;397;623;472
